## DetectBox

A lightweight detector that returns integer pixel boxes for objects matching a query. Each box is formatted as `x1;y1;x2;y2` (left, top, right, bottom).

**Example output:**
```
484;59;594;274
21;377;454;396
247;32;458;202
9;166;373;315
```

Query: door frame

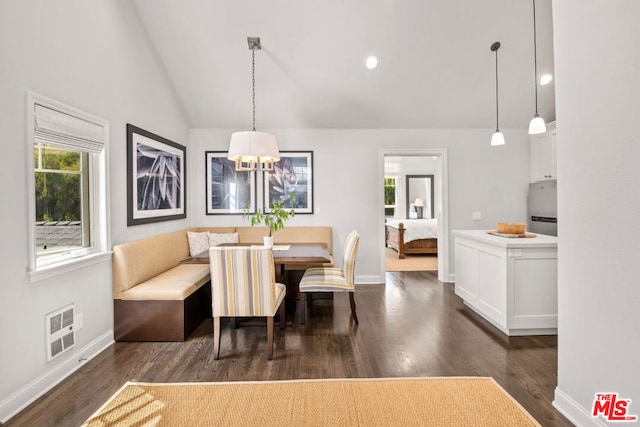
378;148;450;283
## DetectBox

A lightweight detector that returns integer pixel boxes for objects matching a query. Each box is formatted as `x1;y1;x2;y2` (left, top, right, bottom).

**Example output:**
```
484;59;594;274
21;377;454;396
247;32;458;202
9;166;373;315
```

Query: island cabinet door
454;237;507;329
475;246;507;328
506;248;558;330
454;238;478;300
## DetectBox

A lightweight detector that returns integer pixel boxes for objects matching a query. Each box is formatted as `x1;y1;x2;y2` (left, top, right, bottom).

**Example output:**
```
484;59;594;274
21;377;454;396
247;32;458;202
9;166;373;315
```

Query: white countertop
452;229;558;248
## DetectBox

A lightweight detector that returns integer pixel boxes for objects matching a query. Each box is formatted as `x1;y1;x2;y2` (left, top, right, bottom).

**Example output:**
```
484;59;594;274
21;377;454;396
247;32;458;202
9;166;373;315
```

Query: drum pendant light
490;42;505;146
528;0;546;135
228;37;280;171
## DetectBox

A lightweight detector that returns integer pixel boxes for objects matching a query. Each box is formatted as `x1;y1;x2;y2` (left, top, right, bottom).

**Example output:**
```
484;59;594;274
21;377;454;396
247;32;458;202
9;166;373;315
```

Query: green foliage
34;147;83;222
384;177;396;206
244;194;296;237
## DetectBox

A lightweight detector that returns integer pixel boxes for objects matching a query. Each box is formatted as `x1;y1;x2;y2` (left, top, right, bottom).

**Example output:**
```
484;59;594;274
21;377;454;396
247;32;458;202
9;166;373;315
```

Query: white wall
552;1;640;425
0;1;189;421
191;128;531;283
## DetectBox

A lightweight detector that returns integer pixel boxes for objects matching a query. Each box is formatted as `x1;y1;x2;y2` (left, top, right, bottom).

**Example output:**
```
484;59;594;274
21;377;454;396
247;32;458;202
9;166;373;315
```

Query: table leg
275;263;285;283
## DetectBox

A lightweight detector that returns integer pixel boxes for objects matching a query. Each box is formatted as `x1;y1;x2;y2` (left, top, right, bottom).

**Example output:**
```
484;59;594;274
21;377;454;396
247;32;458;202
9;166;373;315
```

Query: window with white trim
384;177;398;218
28;93;109;277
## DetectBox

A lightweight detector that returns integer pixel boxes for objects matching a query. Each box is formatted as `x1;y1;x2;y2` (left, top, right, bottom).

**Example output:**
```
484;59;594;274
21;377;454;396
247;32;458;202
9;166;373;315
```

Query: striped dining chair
209;246;286;360
299;230;360;325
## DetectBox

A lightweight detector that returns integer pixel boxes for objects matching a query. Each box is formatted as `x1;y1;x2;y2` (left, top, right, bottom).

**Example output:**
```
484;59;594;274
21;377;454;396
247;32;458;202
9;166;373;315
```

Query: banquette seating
111;226;333;341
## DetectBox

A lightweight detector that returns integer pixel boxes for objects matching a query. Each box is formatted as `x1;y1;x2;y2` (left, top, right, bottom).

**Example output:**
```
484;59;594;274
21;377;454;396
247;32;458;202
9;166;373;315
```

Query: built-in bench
112;226;333;341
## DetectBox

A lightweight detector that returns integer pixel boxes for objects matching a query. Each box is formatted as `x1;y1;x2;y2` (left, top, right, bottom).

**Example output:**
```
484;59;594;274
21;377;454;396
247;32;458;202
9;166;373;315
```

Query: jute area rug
83;377;541;426
385;247;438;272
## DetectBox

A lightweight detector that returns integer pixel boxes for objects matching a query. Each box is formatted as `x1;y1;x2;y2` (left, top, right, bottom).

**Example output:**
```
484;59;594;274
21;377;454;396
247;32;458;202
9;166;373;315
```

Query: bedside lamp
414;198;424;219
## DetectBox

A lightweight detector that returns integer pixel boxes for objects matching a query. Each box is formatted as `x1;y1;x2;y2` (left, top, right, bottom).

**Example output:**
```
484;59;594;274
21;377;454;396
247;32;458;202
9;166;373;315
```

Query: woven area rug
83;377;540;426
385;247;438;272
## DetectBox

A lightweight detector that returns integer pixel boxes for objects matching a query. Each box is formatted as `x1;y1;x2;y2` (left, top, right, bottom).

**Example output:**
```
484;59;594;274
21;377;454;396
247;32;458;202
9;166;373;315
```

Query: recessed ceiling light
540;74;553;85
365;55;379;70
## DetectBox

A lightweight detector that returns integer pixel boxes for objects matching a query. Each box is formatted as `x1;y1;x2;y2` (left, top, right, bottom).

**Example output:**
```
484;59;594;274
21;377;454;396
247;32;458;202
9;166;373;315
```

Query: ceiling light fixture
528;0;546;135
540;74;553;85
228;37;279;171
490;42;505;146
365;55;379;70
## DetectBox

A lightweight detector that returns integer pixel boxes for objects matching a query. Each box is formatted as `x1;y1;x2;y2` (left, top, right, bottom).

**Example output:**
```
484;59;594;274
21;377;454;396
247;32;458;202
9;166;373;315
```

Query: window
28;93;110;279
384;177;397;218
35;145;90;255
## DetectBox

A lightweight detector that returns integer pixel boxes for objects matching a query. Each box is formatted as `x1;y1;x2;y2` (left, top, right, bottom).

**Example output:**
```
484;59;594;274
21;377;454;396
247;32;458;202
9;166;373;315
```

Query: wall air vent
45;304;75;361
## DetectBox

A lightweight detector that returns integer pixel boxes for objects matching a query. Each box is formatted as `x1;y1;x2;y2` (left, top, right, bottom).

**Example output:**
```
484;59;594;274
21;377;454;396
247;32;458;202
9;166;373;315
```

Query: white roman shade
34;103;105;153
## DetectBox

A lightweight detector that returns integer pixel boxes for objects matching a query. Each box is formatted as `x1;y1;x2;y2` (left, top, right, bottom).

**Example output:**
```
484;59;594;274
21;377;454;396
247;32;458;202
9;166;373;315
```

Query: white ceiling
132;0;555;130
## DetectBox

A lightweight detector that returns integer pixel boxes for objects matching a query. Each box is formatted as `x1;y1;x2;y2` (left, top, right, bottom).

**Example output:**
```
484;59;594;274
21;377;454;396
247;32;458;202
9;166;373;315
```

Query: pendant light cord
251;47;256;132
533;0;539;116
495;46;499;131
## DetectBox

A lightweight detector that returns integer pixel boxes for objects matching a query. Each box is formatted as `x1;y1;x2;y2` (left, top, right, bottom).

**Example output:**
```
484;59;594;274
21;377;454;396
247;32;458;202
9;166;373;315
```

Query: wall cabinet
530;121;557;182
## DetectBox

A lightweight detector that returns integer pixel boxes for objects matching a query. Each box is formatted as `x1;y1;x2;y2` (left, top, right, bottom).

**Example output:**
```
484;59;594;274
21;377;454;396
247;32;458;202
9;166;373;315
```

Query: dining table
180;242;330;282
180;243;331;326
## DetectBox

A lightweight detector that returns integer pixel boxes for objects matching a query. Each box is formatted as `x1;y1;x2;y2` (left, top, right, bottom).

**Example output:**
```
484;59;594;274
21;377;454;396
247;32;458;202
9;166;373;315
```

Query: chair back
209;246;277;317
342;230;360;286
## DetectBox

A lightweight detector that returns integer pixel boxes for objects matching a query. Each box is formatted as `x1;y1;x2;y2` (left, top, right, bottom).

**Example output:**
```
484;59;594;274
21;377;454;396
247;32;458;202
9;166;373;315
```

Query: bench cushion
112;230;191;298
120;264;211;301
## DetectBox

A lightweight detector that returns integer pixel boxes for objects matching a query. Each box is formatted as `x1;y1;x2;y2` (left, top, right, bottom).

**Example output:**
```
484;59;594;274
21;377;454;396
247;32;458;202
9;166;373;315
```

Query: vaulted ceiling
132;0;555;130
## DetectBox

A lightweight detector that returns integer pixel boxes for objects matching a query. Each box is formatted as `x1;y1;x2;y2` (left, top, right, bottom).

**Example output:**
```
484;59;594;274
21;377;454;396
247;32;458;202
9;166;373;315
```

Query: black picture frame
127;124;186;226
264;151;313;214
205;151;256;215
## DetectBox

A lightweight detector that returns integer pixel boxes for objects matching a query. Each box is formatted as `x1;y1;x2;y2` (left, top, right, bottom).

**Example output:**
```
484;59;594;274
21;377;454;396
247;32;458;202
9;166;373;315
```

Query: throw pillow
187;231;210;257
209;232;239;246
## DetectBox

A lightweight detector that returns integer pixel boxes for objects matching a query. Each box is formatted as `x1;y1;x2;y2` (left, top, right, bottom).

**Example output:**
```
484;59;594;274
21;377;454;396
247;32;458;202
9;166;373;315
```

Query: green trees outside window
384;177;397;217
34;145;85;222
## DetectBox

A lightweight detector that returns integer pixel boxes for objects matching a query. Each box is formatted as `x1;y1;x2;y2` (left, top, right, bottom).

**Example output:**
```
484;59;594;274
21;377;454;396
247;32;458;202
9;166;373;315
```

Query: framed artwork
264;151;313;214
406;174;435;219
127;124;186;226
206;151;256;215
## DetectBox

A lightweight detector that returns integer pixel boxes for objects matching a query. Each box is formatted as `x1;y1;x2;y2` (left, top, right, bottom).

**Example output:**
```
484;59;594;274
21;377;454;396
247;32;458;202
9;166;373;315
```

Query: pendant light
490;42;505;146
528;0;546;135
228;37;280;171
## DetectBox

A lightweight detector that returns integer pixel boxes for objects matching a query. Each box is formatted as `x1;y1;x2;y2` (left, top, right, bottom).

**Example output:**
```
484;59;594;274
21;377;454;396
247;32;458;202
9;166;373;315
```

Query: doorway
378;149;450;283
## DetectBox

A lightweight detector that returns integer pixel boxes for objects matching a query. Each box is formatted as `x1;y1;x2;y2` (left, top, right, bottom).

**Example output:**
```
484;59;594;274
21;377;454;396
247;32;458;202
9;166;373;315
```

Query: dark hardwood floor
6;271;572;426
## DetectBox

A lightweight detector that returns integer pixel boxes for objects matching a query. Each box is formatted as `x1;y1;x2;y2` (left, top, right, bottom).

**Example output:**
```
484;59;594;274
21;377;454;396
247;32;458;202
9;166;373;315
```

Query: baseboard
553;386;605;427
0;330;114;423
355;274;384;285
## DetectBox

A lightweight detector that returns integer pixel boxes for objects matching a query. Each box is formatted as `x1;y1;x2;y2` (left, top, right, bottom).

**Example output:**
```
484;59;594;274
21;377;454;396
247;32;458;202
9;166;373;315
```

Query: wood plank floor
5;271;572;426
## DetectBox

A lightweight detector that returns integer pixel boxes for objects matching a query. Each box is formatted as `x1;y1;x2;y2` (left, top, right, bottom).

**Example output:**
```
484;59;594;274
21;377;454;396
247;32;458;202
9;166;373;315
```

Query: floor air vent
45;304;75;361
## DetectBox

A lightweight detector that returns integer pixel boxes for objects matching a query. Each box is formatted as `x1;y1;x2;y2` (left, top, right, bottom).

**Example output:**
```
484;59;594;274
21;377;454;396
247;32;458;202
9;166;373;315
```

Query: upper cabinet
530;121;557;182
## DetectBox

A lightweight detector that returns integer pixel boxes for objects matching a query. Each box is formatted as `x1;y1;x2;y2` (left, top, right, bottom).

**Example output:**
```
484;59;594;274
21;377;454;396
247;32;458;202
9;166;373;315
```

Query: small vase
263;236;274;249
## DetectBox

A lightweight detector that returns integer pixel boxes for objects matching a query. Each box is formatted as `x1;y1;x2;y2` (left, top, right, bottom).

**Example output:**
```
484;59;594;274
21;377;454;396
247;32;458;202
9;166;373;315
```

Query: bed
385;218;438;259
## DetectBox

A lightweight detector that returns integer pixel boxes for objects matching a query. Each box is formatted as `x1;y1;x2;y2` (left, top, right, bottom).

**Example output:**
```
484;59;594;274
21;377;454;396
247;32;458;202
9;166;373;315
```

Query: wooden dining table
180;243;331;326
180;242;330;282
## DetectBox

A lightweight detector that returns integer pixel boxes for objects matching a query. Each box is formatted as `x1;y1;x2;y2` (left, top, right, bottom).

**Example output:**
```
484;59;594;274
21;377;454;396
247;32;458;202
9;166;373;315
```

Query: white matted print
264;151;313;214
127;124;186;225
206;151;256;215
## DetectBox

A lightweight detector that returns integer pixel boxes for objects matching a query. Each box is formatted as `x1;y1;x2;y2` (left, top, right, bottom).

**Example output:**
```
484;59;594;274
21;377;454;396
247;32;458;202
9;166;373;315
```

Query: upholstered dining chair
209;246;286;360
299;230;360;325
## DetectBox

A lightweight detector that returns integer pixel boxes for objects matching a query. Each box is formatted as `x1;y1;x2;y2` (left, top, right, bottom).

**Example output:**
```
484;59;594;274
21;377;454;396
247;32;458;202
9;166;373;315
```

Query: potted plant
244;195;296;248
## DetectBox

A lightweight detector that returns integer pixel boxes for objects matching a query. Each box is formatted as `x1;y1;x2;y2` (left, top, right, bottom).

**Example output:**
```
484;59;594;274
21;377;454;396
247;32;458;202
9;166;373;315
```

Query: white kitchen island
452;230;558;336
